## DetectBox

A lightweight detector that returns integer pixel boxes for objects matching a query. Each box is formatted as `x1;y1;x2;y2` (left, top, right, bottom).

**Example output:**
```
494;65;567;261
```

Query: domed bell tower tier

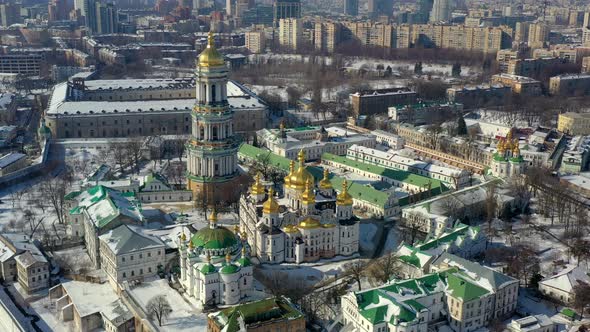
186;32;241;204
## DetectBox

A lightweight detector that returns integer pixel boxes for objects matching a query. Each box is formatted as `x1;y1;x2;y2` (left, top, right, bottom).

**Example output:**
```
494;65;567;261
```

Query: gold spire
206;252;211;263
198;31;224;67
284;160;295;186
241;246;246;256
497;139;505;153
241;230;247;240
263;188;279;214
180;232;187;242
288;150;313;191
209;208;218;228
337;179;353;206
225;250;231;263
188;239;194;249
318;168;332;190
251;173;265;195
302;178;316;205
512;141;520;155
234;225;240;233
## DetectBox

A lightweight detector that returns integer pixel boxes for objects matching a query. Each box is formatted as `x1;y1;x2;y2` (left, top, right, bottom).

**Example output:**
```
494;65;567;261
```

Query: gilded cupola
318;168;332;190
250;173;265;195
301;178;316;205
288;150;313;191
198;31;225;68
263;188;279;214
336;179;353;206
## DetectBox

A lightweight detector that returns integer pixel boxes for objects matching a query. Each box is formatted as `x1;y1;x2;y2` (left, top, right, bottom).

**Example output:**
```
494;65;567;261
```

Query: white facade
347;144;470;188
240;152;360;264
372;129;405;150
508;315;556;332
538;265;590;304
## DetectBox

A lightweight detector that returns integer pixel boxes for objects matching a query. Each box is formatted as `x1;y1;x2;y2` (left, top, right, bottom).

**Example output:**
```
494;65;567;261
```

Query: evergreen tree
414;61;423;75
457;116;467;135
452;62;461;78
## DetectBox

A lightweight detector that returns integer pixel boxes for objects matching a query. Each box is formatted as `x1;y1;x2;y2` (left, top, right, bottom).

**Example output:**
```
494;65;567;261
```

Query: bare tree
343;259;368;291
367;252;400;286
571;283;590;316
39;175;70;224
109;142;127;173
125;138;144;174
146;295;172;327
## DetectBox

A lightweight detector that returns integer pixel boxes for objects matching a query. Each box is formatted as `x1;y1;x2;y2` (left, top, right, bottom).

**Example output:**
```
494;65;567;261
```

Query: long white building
347;144;471;188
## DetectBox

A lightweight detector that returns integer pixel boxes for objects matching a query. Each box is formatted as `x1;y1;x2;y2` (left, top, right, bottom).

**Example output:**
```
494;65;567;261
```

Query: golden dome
283;224;299;233
337;179;353;206
263;188;279;214
497;139;505;153
209;209;218;223
322;223;336;228
318;168;332;190
298;216;321;229
198;31;224;68
284;160;295;186
512;142;520;155
302;179;316;205
251;173;265;196
289;150;313;190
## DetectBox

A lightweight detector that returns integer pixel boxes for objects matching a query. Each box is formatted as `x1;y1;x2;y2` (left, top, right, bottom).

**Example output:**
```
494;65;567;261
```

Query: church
239;150;360;264
178;210;253;306
490;129;526;177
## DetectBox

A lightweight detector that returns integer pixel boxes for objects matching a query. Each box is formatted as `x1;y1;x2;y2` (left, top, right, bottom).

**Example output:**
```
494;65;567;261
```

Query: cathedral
490;129;526;177
178;210;254;306
239;150;360;264
186;31;241;204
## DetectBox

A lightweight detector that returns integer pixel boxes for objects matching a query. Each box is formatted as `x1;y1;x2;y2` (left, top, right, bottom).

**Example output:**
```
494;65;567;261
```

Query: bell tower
186;32;240;204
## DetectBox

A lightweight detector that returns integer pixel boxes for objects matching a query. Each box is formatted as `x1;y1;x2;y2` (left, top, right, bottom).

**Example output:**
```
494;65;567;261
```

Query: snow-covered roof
47;80;266;116
539;265;590;294
14;250;47;268
0;93;15;109
0;153;26;169
99;224;164;255
508;314;554;332
62;280;120;318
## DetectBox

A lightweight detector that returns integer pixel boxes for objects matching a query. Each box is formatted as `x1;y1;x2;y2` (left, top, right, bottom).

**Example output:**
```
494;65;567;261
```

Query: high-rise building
584;12;590;28
225;0;234;16
343;0;358;16
0;2;21;27
95;2;118;34
314;22;341;53
417;0;433;22
186;32;241;204
368;0;393;18
279;18;302;51
245;31;265;53
273;0;300;26
527;22;548;49
430;0;451;22
48;0;69;22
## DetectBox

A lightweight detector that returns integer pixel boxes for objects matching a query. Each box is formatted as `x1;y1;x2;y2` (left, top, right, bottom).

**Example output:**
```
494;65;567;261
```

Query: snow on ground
359;223;378;252
383;226;400;254
256;257;359;288
29;295;72;332
129;278;207;331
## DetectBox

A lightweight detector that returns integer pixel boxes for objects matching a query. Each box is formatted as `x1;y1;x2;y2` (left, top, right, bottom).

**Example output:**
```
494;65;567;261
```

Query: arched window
211;84;216;102
212;126;218;140
199;125;204;139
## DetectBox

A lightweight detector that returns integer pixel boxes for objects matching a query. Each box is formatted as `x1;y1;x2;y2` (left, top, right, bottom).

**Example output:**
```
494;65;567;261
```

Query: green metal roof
322;153;449;194
220;263;240;274
200;263;217;275
190;226;238;250
417;223;478;251
237;257;252;267
238;144;392;207
446;273;489;302
212;297;303;331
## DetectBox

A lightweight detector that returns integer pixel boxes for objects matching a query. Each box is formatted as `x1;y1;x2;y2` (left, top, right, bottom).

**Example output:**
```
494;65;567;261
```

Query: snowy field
128;278;207;331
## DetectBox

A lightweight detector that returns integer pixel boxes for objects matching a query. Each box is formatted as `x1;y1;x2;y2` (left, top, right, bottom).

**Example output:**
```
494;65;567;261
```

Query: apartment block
314;21;341;53
278;18;302;51
447;84;512;109
549;74;590;96
245;31;265;53
558;112;590;136
491;74;542;96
